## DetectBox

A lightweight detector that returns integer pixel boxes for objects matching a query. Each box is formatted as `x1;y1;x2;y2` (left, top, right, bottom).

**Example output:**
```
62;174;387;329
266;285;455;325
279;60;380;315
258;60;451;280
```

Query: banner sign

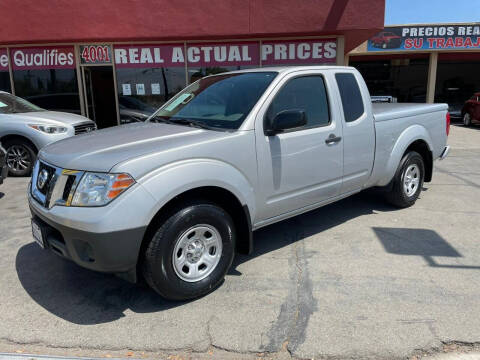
187;42;260;67
0;49;8;71
114;39;336;68
368;25;480;51
80;45;112;64
10;46;75;70
115;44;186;68
261;39;337;65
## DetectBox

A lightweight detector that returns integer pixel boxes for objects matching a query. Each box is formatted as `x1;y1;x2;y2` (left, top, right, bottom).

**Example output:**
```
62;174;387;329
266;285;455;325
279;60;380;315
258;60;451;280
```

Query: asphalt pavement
0;124;479;360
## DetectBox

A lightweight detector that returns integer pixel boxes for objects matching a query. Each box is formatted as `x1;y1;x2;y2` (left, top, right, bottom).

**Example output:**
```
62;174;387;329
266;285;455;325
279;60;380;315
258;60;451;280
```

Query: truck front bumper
27;182;157;282
30;205;146;282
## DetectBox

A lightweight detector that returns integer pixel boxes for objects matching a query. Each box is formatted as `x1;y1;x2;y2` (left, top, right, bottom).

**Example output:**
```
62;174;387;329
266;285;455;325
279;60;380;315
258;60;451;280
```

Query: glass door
81;66;118;129
78;44;119;129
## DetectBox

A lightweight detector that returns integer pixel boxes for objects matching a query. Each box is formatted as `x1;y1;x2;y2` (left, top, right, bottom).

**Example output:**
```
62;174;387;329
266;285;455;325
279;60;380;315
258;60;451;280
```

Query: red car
462;93;480;126
370;31;402;49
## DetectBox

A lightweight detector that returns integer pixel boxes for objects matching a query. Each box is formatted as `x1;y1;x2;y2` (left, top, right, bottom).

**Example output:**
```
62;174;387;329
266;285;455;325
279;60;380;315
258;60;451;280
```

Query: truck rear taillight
446;112;451;136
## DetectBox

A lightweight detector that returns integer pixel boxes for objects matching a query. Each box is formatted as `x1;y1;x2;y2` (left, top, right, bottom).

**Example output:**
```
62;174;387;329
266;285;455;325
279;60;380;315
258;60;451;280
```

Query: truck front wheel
142;200;236;300
386;151;425;208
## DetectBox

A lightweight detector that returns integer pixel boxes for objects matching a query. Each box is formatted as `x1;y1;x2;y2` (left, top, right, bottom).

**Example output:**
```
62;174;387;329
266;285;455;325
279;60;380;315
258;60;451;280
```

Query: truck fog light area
71;172;135;207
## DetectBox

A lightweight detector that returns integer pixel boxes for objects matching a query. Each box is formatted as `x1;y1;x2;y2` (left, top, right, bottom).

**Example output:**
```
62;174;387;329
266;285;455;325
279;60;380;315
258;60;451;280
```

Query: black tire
4;139;36;177
385;151;425;208
142;200;236;301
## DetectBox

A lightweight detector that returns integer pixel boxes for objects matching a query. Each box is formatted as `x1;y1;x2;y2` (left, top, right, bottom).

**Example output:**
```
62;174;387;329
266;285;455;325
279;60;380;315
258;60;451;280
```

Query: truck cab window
266;76;330;130
335;73;365;122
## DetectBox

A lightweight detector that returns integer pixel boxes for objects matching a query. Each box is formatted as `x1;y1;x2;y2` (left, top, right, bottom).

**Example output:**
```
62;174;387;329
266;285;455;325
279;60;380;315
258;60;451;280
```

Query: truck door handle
325;134;342;145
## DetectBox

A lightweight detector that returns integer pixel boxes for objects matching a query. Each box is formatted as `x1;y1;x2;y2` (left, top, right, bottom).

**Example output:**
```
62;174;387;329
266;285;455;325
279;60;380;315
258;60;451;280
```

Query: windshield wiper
151;116;219;131
169;118;214;130
150;116;176;125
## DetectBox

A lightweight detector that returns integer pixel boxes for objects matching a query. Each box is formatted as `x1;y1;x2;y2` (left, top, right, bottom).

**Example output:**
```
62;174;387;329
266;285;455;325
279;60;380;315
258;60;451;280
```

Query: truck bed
373;103;448;122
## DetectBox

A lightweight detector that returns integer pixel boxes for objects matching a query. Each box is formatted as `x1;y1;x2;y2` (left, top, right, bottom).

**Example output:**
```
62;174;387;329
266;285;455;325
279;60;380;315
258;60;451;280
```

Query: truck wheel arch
403;139;433;182
381;125;434;186
139;186;254;275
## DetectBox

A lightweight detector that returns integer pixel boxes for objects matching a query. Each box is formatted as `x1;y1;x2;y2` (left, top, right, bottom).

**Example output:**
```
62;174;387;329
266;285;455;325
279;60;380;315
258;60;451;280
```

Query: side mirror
265;109;307;136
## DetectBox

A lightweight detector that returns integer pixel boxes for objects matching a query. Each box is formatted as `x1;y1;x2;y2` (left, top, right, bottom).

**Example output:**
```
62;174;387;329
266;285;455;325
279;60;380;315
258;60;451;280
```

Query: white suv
0;91;95;176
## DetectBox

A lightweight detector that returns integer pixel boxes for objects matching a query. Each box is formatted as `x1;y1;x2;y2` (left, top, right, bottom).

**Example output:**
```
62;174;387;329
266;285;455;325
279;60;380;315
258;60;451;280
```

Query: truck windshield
147;72;277;130
0;92;44;114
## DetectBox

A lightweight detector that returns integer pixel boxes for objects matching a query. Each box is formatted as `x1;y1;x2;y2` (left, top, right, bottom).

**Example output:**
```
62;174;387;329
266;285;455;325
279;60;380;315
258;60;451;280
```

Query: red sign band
261;39;337;65
114;44;185;68
186;42;260;67
114;39;337;68
10;46;75;70
0;49;8;71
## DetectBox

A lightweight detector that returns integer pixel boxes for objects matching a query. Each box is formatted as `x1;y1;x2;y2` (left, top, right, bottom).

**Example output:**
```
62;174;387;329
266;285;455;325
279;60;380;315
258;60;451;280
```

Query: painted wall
0;0;384;51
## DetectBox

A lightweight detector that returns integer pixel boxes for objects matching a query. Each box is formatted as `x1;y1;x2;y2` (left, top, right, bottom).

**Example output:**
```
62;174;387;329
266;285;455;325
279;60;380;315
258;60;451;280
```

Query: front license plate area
31;219;45;249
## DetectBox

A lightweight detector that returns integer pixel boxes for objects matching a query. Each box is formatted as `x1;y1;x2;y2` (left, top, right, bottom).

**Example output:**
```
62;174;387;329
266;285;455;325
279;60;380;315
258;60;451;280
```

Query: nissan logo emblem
37;169;49;190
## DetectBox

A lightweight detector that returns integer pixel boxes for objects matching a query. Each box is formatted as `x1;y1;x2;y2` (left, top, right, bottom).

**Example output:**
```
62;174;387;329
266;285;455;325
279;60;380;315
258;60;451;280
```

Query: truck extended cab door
333;71;375;194
254;71;344;222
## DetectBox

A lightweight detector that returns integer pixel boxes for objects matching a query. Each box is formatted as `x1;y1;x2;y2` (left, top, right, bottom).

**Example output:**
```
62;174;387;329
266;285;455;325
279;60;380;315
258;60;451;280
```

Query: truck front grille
31;161;84;209
62;175;76;201
74;122;96;135
37;162;56;195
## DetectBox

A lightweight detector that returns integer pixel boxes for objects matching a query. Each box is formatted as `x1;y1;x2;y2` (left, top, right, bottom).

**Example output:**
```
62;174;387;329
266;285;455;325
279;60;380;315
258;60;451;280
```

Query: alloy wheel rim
464;113;471;125
6;145;31;172
403;164;420;197
172;224;223;282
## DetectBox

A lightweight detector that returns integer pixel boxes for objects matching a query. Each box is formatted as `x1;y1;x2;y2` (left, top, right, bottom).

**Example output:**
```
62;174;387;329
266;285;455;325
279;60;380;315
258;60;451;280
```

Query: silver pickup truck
28;66;450;300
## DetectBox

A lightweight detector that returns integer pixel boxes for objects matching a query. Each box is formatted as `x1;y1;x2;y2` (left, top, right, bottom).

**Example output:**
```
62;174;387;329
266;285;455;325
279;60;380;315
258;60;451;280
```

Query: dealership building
2;2;478;128
0;0;384;128
347;22;480;118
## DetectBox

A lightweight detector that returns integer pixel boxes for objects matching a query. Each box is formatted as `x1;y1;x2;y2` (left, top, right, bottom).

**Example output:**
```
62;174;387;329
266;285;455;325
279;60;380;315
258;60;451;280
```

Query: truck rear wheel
142;200;236;300
385;151;425;208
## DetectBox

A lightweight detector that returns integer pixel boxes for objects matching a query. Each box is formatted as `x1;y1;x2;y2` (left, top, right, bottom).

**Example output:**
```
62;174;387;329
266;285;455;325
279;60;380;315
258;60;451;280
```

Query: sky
385;0;480;25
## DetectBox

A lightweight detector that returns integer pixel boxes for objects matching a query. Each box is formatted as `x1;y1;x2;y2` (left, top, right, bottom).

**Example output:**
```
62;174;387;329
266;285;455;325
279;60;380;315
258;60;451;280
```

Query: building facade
348;23;480;118
0;0;384;128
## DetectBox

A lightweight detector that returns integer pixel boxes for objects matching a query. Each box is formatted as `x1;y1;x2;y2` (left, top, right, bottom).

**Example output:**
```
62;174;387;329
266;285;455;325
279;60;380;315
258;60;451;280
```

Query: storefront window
434;54;480;119
10;46;80;114
12;69;80;113
0;72;10;92
188;66;256;83
0;49;11;92
350;56;429;102
114;44;187;124
115;67;186;123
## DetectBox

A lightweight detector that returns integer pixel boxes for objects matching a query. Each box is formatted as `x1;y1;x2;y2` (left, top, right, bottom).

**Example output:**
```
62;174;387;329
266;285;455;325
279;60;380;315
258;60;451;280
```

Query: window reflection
12;69;80;114
188;66;257;84
0;72;11;92
115;67;186;124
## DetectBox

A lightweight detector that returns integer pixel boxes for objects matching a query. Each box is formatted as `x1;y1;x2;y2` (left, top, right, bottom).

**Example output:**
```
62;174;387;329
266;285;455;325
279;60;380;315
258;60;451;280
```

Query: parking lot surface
0;125;480;360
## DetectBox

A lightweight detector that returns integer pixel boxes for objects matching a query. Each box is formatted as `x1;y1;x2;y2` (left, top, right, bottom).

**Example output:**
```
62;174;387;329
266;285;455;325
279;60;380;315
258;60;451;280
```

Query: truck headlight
71;172;135;207
29;124;68;134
